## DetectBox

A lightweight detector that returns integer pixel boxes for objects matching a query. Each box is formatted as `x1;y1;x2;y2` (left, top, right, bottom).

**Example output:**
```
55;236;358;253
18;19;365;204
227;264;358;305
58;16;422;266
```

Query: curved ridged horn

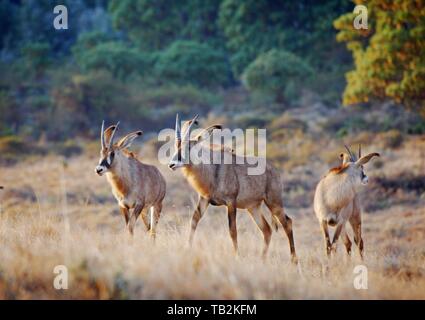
344;144;355;162
108;121;120;149
175;114;181;142
358;144;362;159
101;120;105;149
183;114;199;142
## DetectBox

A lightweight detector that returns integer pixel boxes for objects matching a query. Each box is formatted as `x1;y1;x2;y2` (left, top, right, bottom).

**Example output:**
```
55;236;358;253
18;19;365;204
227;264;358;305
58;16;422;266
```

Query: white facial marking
168;159;183;170
95;165;106;176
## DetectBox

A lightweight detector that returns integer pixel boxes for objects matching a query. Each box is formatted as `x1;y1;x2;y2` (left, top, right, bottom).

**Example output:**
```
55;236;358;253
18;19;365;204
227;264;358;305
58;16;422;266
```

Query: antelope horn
344;144;355;162
175;114;181;142
101;120;105;149
108;121;120;148
183;114;199;142
358;143;362;158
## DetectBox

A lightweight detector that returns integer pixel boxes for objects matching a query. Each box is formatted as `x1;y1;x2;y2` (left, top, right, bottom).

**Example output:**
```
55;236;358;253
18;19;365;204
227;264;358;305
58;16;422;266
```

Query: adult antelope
314;144;379;258
168;114;297;262
95;122;166;237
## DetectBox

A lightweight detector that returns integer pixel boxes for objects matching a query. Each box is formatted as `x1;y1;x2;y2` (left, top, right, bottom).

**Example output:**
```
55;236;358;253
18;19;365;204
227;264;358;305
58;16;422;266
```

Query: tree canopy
335;0;425;112
242;49;313;103
0;0;423;141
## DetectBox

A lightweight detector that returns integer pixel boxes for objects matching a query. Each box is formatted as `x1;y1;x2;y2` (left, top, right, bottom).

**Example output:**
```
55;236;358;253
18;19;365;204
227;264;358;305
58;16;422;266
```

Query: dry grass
0;135;424;299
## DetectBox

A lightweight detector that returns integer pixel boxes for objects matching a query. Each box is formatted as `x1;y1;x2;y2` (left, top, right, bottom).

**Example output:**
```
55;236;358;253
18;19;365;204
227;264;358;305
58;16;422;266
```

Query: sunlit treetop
334;0;425;114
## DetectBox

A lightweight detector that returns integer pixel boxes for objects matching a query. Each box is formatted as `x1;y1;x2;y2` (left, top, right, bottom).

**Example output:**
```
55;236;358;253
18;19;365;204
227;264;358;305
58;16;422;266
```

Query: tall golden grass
0;135;424;299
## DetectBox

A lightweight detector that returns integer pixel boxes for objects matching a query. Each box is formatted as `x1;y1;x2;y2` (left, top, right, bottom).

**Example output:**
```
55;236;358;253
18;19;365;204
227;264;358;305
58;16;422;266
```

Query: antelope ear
103;125;118;148
356;152;380;166
194;124;222;142
116;131;143;149
340;152;351;165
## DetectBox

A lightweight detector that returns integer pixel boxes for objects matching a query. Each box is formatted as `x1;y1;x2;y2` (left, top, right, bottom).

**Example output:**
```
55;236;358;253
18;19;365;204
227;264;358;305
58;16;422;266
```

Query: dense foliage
219;1;348;73
243;50;314;103
155;41;230;88
0;0;423;142
335;0;425;113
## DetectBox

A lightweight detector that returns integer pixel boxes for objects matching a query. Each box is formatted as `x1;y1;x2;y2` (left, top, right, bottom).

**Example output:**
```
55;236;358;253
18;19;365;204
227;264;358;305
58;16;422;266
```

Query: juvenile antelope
168;115;297;262
314;145;379;258
95;122;166;237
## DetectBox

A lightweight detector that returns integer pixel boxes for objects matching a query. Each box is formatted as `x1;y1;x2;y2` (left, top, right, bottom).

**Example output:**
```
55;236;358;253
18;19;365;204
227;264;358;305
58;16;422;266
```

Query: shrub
155;40;231;88
74;40;155;81
242;49;313;104
72;31;113;55
49;70;140;140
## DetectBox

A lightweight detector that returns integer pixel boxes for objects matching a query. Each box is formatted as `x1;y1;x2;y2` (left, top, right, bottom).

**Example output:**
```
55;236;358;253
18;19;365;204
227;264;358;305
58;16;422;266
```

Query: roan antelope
314;144;379;258
168;115;297;262
95;122;166;237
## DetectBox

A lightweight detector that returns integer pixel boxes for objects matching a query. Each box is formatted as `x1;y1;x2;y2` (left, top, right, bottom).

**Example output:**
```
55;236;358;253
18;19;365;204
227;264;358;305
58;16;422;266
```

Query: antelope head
168;114;222;170
339;144;380;185
95;121;143;176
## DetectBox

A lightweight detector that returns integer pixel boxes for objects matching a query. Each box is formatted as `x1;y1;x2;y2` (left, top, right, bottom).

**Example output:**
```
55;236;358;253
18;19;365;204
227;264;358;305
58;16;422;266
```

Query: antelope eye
110;151;115;157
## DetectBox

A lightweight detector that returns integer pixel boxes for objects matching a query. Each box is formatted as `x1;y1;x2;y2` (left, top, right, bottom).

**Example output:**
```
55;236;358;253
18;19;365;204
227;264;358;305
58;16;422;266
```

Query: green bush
242;49;313;104
49;70;140;140
155;40;231;88
74;40;155;81
72;31;114;55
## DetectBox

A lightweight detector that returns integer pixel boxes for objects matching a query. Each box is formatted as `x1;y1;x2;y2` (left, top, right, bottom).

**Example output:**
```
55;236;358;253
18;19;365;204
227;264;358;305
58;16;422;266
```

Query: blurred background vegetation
0;0;424;164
